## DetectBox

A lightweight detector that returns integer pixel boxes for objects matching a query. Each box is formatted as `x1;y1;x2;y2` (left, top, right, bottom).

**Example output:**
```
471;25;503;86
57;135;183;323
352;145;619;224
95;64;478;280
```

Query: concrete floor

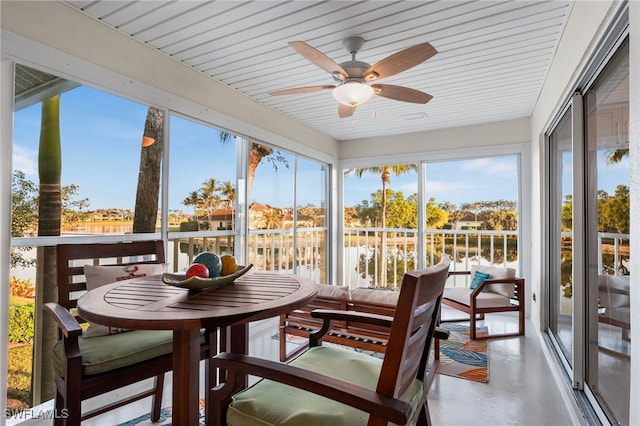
9;308;583;426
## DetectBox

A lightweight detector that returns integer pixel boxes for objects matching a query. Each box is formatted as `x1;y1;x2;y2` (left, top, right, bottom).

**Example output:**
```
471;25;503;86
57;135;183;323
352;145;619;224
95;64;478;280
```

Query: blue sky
344;157;520;207
13;84;628;212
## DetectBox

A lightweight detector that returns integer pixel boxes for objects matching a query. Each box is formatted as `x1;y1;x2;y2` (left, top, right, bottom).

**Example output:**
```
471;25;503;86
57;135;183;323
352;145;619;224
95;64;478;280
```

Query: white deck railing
11;229;629;287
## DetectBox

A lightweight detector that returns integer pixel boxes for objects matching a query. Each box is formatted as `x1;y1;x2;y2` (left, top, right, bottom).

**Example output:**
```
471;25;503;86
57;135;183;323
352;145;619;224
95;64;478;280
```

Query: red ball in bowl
185;263;210;279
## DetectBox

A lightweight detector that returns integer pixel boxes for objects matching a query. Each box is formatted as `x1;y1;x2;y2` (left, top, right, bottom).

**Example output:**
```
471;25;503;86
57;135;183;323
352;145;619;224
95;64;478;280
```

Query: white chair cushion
444;287;512;309
472;265;516;299
317;284;351;300
598;275;630;308
350;288;399;306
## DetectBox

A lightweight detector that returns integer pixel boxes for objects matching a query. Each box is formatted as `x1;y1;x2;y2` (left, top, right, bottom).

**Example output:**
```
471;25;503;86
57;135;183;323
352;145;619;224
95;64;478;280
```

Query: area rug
436;323;489;383
117;399;205;426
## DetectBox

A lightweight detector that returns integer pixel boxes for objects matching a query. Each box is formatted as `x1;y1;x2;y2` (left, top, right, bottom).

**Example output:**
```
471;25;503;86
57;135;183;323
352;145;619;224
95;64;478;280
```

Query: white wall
530;0;618;340
627;2;639;424
339;117;530;159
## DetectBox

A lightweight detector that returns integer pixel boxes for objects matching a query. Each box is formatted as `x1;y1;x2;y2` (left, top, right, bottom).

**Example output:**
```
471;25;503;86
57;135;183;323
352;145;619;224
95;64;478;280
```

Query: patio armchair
209;256;451;426
279;284;450;390
441;265;525;339
44;240;210;425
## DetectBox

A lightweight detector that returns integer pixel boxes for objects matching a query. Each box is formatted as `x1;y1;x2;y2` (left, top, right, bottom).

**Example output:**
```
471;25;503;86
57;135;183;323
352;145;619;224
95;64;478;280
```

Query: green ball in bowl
193;252;222;278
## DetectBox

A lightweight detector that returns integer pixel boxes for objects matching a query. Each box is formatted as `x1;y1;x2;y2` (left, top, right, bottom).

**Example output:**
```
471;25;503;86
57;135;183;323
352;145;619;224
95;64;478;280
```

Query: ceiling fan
269;37;437;118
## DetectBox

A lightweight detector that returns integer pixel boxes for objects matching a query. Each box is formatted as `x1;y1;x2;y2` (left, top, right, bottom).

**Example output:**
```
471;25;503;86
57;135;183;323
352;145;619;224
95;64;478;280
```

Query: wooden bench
279;285;397;361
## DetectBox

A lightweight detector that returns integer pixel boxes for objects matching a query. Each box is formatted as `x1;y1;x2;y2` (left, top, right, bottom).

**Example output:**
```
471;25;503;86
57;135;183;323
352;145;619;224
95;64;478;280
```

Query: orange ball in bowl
220;255;238;276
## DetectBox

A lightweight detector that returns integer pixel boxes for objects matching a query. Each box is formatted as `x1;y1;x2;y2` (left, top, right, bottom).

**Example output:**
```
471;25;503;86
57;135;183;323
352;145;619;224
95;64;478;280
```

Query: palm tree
349;164;417;287
219;180;236;229
604;148;629;164
258;207;284;229
218;132;288;195
200;178;222;228
182;190;202;230
133;107;163;233
36;95;61;401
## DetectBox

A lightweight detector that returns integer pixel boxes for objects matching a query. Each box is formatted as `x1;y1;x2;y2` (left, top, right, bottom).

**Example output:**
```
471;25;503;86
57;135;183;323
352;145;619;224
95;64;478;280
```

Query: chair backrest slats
376;257;450;399
56;240;165;311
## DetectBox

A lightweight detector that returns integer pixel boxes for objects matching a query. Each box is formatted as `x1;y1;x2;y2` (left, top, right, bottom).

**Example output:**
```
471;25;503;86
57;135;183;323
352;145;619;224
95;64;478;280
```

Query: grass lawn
7;343;33;410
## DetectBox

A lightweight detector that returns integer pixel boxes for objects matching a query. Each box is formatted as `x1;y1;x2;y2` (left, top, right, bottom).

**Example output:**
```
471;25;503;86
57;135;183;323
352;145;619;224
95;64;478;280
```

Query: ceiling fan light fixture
333;82;373;106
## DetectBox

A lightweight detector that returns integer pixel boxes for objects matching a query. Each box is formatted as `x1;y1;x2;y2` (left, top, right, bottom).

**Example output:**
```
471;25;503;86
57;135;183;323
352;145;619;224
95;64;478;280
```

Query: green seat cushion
53;330;173;376
227;346;423;426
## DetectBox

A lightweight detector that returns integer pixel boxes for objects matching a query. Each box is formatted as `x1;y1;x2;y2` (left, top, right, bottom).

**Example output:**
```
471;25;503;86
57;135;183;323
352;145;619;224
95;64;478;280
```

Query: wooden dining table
77;270;317;426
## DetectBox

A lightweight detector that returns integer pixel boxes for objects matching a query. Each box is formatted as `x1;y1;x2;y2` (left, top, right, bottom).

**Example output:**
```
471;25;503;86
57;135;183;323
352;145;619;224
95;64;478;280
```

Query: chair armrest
310;309;393;327
434;326;450;340
44;302;83;338
448;271;471;276
471;277;523;294
211;352;411;425
309;309;393;345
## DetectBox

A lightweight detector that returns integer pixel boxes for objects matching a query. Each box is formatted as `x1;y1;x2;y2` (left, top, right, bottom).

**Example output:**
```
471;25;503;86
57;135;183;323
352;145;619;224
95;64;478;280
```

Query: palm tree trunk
34;96;61;403
133;107;163;233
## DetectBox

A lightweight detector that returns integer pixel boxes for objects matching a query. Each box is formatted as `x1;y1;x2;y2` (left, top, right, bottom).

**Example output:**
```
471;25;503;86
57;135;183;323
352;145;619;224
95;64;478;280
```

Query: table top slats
78;271;317;330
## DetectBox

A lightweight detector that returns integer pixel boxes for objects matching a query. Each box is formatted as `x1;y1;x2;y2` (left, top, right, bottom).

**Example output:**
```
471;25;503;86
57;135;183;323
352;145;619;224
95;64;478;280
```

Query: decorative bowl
162;264;253;290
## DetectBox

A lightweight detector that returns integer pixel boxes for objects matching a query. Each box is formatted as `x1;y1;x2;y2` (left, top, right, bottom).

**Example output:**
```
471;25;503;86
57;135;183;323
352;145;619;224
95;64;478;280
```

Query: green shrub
179;220;199;232
8;303;35;343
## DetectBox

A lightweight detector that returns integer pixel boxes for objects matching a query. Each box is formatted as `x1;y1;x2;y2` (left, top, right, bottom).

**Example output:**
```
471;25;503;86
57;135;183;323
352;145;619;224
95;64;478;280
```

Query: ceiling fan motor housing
334;60;370;83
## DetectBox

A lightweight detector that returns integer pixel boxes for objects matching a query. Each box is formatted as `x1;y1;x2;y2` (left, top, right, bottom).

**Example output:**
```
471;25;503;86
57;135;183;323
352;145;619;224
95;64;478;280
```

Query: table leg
220;324;249;388
172;329;201;426
226;323;249;354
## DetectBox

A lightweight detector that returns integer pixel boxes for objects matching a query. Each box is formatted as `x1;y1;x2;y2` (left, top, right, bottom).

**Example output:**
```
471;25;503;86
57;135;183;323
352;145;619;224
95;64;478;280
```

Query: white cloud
425;180;474;194
12;145;38;175
461;158;516;177
397;181;418;194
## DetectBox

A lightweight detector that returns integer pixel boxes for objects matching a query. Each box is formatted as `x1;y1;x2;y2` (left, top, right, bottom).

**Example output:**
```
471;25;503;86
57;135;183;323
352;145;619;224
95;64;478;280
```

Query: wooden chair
441;266;525;340
279;285;449;390
44;240;209;425
209;256;451;426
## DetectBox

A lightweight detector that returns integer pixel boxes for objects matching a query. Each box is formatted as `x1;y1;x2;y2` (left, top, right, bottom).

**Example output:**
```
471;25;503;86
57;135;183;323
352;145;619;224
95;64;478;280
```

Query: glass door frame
545;94;586;389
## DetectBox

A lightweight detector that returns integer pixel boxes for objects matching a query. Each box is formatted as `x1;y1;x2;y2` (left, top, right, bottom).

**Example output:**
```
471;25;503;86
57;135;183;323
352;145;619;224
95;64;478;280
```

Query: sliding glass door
548;108;574;365
547;37;629;426
584;39;630;426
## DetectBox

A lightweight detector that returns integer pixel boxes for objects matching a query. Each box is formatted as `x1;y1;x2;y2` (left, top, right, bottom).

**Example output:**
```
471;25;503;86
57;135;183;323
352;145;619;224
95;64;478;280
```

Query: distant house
211;208;234;230
448;212;483;230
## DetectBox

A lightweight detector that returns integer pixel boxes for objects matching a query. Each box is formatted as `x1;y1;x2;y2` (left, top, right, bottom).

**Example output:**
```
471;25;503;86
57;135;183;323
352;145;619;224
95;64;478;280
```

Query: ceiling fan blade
269;85;335;96
372;84;433;104
289;41;349;80
338;103;356;118
364;42;437;81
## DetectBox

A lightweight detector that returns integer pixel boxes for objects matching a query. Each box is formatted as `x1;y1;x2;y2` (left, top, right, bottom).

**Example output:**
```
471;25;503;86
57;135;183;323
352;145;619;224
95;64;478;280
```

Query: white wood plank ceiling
62;1;572;142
